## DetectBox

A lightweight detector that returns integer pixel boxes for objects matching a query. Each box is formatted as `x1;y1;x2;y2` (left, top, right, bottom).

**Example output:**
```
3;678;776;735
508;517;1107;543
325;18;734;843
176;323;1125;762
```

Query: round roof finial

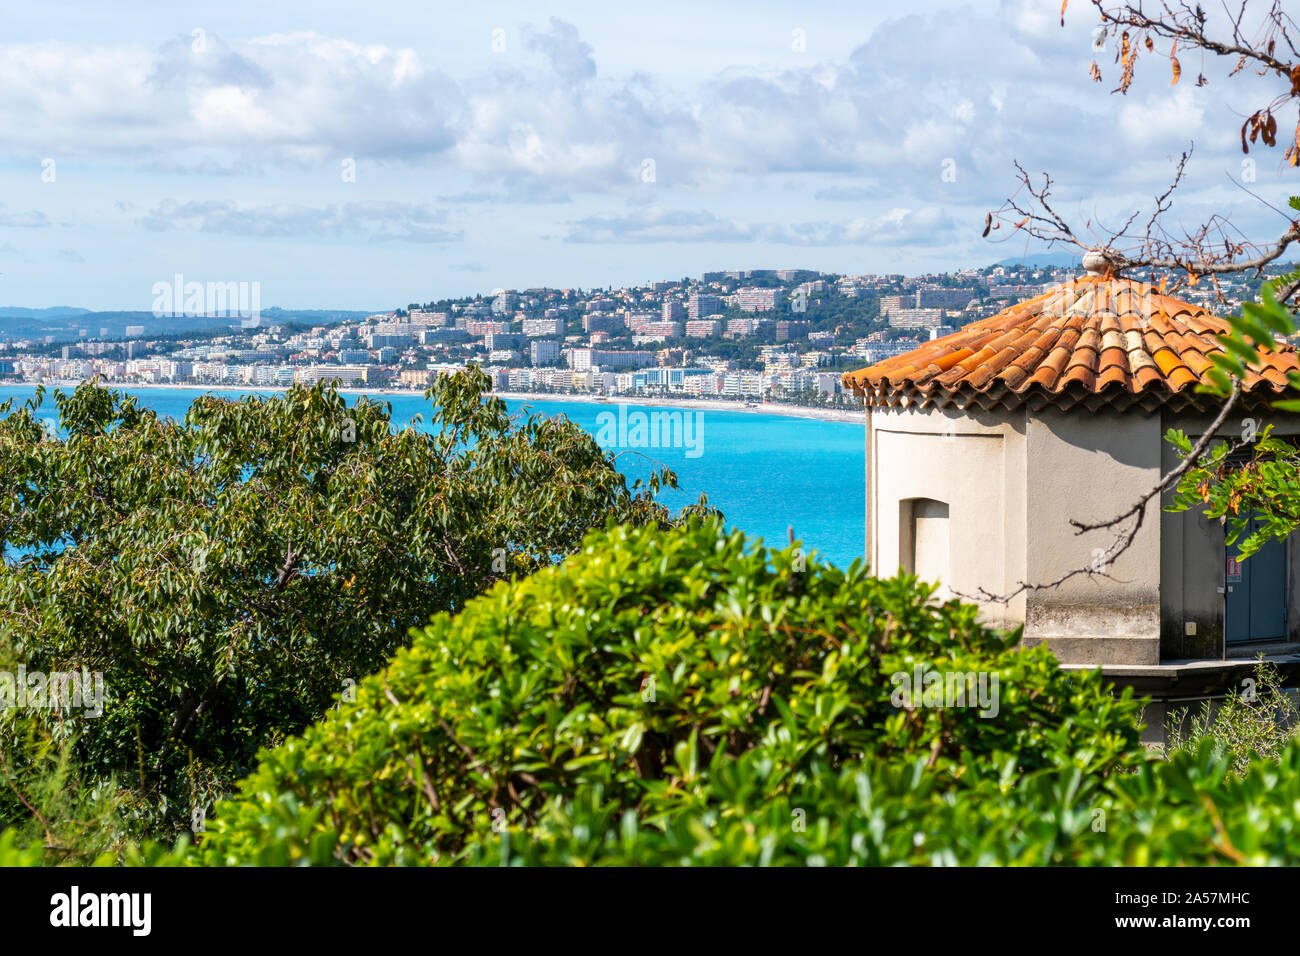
1082;247;1121;276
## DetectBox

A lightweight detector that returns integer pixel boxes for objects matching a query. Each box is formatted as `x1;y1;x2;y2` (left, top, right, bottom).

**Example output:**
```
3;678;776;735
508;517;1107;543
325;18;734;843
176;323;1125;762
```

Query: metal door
1225;517;1286;644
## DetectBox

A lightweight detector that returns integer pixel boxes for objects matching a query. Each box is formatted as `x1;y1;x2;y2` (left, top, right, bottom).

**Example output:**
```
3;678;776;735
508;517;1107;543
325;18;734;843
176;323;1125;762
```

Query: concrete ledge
1057;648;1300;746
1022;635;1159;666
1059;648;1300;697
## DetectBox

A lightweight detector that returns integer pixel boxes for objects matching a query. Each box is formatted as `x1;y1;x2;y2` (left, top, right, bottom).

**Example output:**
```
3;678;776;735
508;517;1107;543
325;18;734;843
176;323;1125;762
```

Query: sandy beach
500;391;866;424
24;380;868;425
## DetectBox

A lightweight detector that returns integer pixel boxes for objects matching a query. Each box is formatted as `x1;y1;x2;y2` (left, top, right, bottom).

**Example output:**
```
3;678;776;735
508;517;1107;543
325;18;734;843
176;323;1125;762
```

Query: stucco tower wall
1021;408;1162;665
866;404;1027;631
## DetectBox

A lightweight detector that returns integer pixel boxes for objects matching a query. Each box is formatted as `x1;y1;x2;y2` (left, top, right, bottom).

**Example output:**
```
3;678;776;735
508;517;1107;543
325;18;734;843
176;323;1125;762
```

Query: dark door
1225;517;1287;644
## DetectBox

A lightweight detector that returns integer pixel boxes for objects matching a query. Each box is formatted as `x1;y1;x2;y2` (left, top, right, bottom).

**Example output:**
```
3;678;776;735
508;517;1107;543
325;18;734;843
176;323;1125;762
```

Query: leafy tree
1168;264;1300;556
0;368;707;841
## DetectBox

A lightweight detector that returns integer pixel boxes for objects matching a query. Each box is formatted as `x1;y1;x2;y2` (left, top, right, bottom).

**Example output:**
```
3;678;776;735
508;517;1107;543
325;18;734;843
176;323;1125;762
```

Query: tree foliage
1168;255;1300;557
0;369;706;841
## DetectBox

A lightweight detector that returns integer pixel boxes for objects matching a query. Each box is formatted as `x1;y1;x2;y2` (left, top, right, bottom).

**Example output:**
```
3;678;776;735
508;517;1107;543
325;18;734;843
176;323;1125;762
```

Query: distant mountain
993;252;1082;269
0;308;376;343
0;306;92;319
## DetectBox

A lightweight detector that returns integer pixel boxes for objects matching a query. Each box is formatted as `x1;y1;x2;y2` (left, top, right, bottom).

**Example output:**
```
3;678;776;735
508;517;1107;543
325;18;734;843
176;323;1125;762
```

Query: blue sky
0;0;1292;310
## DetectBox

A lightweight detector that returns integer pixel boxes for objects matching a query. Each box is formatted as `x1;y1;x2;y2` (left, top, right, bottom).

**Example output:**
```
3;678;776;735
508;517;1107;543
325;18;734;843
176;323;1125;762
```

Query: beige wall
864;401;1300;666
867;405;1026;629
1022;409;1163;665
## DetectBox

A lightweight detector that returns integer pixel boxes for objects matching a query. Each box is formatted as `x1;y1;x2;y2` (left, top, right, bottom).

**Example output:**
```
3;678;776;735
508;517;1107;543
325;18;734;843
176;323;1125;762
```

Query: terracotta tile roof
841;276;1300;413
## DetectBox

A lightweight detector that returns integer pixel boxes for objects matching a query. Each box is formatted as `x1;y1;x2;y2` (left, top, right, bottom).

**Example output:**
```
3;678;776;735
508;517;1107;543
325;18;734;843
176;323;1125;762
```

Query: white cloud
0;205;51;228
562;204;956;246
0;3;1290;309
0;32;461;162
0;10;1266;211
137;199;463;242
1117;88;1207;147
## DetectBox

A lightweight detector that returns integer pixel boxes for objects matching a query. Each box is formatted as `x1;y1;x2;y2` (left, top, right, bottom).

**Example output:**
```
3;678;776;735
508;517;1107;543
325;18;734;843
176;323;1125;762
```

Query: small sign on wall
1226;556;1243;583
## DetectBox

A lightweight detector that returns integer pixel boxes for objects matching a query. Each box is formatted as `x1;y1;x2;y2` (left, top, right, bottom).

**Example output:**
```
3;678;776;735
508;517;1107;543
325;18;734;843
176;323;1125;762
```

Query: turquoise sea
0;385;867;568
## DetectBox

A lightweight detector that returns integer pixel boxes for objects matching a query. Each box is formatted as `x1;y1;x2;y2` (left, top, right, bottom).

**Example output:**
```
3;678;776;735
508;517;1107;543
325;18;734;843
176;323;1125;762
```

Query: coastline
16;380;868;425
501;391;866;424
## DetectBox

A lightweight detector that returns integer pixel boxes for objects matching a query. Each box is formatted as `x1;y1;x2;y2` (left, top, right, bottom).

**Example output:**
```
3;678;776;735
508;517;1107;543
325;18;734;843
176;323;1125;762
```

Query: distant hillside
0;306;92;319
0;307;375;342
993;252;1082;269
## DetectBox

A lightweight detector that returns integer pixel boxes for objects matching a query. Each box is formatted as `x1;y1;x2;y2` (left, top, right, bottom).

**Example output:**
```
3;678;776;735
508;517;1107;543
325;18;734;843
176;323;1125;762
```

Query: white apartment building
522;317;564;337
685;320;721;338
567;349;655;371
722;372;765;397
294;365;375;386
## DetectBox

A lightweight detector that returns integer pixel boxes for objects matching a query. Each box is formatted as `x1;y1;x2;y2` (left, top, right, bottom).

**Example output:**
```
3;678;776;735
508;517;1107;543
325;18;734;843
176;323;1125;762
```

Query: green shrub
1165;658;1300;775
196;517;1144;866
461;737;1300;866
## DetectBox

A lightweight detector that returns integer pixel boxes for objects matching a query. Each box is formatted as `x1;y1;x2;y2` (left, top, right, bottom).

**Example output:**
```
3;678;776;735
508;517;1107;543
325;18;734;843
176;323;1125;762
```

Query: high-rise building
523;317;564;337
687;294;724;321
887;309;947;329
775;320;809;342
583;313;625;334
733;287;785;312
726;318;773;338
367;332;413;348
567;349;656;371
465;320;511;336
530;340;560;366
485;332;527;351
916;288;975;310
685;320;721;338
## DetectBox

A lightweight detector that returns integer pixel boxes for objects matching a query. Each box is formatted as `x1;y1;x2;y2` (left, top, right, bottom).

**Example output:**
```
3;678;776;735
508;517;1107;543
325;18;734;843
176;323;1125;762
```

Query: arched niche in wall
899;497;950;595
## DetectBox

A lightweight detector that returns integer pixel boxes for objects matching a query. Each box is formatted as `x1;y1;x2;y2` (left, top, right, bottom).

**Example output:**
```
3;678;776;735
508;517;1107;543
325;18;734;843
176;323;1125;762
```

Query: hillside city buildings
0;262;1278;406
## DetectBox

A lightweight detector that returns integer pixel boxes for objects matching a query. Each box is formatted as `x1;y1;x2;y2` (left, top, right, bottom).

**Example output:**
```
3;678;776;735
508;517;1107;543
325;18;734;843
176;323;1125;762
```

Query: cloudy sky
0;0;1293;310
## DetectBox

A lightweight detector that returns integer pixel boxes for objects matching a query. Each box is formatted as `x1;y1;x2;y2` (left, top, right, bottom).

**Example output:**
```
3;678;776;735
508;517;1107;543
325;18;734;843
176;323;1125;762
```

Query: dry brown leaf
1171;57;1181;84
1060;0;1067;27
